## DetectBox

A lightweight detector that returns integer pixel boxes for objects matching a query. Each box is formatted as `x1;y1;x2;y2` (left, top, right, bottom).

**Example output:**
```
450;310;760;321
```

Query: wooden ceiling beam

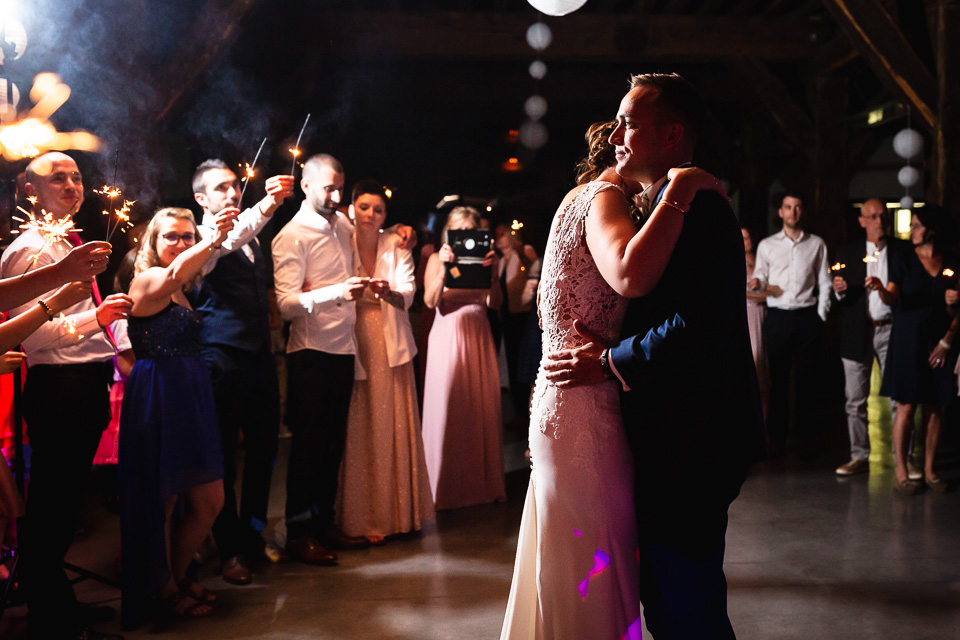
151;0;261;124
301;11;818;62
730;58;816;161
822;0;938;130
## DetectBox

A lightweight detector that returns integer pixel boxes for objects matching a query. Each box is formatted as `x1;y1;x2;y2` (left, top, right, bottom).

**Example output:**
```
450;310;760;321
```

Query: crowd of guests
744;194;958;495
0;150;542;639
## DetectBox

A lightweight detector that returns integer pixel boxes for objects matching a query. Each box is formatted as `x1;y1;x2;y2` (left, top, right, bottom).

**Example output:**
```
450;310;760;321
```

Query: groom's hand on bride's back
544;319;607;388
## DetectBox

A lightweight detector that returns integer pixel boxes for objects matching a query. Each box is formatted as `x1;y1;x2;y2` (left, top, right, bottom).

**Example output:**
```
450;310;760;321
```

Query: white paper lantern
0;81;21;111
0;19;28;64
519;120;548;150
893;128;924;160
900;195;915;209
529;60;548;80
526;0;589;16
898;166;921;189
526;23;553;51
524;95;548;121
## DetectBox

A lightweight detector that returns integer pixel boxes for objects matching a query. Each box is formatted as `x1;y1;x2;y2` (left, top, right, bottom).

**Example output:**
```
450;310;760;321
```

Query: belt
871;318;892;327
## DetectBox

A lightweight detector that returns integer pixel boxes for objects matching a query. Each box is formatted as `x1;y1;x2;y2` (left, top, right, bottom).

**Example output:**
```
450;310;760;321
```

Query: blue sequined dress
119;301;223;628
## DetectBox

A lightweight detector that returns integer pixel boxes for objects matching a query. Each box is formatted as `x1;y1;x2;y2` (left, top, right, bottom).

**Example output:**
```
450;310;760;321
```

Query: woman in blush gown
421;206;505;510
500;121;727;640
119;206;236;627
336;180;434;543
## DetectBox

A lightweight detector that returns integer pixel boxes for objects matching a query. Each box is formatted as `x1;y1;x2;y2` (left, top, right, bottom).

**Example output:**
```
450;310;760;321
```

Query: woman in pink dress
421;206;505;510
743;227;775;419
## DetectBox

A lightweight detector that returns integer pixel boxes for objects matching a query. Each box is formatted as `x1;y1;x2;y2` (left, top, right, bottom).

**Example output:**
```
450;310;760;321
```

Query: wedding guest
336;179;434;543
119;206;236;626
830;200;902;477
421;206;505;509
748;193;831;454
743;227;773;421
495;224;536;423
0;152;132;640
879;205;959;494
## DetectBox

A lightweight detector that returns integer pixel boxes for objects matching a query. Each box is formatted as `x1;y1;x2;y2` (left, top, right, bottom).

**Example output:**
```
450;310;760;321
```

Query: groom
545;73;767;639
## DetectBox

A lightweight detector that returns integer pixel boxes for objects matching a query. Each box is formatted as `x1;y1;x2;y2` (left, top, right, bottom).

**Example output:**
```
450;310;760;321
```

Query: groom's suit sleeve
607;191;743;390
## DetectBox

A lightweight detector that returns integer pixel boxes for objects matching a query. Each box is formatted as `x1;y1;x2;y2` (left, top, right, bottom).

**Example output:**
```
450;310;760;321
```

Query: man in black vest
192;159;294;584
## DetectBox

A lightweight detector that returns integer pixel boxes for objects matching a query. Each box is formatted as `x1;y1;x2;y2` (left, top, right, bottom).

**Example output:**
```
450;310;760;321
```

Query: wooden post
929;0;960;213
811;73;849;250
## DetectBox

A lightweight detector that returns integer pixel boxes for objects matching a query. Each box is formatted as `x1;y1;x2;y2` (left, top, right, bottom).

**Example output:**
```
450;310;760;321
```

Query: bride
499;121;727;640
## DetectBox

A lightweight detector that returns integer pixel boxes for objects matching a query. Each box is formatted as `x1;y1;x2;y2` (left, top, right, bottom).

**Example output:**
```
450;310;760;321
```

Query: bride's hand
660;167;729;210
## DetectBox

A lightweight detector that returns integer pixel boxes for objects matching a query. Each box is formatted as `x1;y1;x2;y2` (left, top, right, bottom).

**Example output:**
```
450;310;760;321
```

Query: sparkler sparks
829;263;846;273
94;185;136;241
290;113;311;175
12;205;81;269
59;313;84;341
238;136;268;207
944;269;955;278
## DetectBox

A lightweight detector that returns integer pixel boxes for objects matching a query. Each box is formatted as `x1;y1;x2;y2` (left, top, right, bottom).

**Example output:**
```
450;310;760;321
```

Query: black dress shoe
75;604;117;626
322;525;371;550
286;536;338;566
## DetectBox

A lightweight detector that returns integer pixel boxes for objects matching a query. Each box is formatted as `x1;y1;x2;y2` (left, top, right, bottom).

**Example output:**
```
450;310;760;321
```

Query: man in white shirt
191;159;294;584
748;193;831;455
271;154;371;565
0;152;132;640
830;199;901;476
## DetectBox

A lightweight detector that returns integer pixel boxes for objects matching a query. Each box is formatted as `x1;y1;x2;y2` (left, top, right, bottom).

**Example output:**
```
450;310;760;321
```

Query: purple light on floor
573;529;583;537
577;549;611;599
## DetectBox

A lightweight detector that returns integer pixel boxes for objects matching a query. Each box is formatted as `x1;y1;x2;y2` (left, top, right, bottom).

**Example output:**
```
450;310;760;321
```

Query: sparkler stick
290;114;311;175
239;137;268;207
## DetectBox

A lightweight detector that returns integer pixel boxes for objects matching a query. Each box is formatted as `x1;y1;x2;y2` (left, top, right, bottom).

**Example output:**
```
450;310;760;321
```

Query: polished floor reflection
2;416;959;639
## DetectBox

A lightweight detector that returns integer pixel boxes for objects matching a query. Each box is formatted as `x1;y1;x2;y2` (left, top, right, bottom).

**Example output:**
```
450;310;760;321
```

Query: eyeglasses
160;232;197;246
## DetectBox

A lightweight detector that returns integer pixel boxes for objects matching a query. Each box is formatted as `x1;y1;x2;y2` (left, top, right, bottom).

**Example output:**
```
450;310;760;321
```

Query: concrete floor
2;404;960;639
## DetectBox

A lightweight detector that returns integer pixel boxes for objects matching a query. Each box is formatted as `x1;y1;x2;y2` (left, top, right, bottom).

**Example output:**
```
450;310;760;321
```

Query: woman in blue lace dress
119;206;236;627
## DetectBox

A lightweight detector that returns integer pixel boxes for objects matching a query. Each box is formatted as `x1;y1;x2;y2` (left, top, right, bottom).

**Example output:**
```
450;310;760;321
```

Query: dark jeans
764;306;822;447
284;349;354;540
20;362;112;637
205;344;280;559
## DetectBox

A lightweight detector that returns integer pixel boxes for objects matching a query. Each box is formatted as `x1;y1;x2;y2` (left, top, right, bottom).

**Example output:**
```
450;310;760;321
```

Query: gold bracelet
657;200;688;215
37;299;55;321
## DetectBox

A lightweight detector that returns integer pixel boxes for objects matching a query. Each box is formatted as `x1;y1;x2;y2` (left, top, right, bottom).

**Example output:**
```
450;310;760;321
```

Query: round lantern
529;60;548;80
519;120;548;150
893;128;924;160
526;0;589;16
897;166;921;189
524;95;548;120
526;23;553;51
900;195;915;209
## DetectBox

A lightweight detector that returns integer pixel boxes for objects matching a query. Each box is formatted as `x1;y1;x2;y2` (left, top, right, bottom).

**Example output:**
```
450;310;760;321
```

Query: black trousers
20;362;112;637
764;306;822;447
284;349;354;540
205;344;280;560
501;309;531;417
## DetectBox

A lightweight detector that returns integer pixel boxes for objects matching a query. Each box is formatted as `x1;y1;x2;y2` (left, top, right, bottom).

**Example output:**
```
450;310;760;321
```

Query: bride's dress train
500;181;642;640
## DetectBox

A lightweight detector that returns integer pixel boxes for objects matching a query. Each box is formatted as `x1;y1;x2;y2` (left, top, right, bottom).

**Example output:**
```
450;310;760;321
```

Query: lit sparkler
943;268;955;278
11;204;82;272
290;113;311;175
829;263;846;273
238;136;268;206
59;313;84;341
94;185;136;242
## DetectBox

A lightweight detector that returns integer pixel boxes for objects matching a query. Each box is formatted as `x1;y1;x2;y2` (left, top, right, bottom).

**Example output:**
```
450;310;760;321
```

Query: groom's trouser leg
764;308;794;449
638;469;747;640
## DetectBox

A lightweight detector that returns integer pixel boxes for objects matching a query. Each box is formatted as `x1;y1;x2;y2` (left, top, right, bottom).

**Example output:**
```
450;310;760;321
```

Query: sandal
159;588;213;618
925;476;949;493
177;577;216;604
894;479;923;496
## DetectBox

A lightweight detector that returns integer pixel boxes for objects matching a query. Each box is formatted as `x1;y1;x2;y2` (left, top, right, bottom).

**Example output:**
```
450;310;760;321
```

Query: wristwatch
599;348;612;380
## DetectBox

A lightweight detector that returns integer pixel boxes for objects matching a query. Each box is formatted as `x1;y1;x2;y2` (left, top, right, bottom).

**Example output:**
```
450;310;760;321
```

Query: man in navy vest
192;159;294;584
544;74;766;639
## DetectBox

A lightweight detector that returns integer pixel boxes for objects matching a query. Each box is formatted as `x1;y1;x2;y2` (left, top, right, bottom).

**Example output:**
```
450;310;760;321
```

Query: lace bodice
128;302;203;359
538;181;629;353
532;181;629;442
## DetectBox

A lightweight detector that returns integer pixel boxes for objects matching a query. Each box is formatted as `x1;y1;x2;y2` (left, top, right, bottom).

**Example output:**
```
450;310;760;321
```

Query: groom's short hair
629;73;704;150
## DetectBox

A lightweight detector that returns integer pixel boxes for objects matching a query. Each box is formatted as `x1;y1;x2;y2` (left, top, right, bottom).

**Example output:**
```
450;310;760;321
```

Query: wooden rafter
151;0;261;124
823;0;938;129
730;58;816;160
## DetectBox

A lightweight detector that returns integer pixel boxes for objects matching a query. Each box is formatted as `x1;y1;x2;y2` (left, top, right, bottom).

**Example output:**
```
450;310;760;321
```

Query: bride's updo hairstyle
574;120;618;186
134;207;204;287
442;206;481;243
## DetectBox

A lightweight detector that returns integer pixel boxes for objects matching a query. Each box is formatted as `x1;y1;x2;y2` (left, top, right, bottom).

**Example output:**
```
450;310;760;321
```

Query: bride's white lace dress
500;181;642;640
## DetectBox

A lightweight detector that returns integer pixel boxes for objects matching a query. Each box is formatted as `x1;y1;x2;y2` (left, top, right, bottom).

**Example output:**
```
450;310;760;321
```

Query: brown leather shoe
221;555;252;585
925;476;950;493
835;458;869;476
286;536;338;566
322;525;371;550
894;479;923;496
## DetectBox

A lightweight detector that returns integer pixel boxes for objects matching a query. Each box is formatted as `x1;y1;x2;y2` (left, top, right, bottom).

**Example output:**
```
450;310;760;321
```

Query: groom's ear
663;122;685;150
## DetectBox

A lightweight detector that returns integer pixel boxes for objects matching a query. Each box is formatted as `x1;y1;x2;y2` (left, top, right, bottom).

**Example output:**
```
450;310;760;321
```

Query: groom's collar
636;162;692;221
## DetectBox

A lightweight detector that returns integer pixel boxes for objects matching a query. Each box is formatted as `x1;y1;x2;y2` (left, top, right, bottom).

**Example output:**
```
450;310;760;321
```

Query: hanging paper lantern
519;120;548;150
529;60;548;80
526;23;553;51
524;95;548;121
900;195;915;209
0;81;21;111
526;0;589;16
897;166;921;189
893;128;924;160
0;19;28;64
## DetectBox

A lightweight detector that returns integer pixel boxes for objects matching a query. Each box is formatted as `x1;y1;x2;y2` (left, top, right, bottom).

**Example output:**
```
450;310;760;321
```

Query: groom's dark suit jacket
609;189;767;552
